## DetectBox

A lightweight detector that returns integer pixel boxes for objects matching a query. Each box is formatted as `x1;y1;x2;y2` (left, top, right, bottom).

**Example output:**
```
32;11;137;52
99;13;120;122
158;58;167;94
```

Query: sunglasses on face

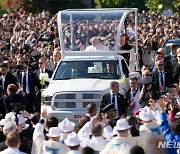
130;82;137;85
158;64;164;66
145;74;151;76
38;62;43;64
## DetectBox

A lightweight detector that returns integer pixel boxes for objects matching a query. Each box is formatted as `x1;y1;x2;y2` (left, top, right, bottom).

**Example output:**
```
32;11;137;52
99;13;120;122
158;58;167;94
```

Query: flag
121;75;126;84
40;76;45;85
158;4;163;9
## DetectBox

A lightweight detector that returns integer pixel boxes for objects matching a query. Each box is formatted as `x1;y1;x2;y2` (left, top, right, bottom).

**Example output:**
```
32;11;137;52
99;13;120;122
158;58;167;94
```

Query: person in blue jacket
160;111;180;154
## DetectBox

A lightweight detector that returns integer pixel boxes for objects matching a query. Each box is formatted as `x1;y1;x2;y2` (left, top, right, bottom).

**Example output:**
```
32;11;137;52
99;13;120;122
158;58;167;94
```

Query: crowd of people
0;9;179;154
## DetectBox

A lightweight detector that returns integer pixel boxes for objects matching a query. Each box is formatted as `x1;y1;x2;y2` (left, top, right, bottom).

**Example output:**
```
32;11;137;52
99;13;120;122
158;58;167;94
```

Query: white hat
113;126;118;136
58;118;75;133
5;112;15;122
129;72;141;79
64;132;80;146
46;127;61;137
0;119;6;126
139;106;155;121
3;121;16;135
116;119;132;131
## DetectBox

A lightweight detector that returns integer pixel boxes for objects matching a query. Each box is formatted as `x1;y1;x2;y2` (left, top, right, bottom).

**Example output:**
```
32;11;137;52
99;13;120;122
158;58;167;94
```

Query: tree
145;0;180;14
94;0;108;8
0;0;88;14
0;0;23;11
94;0;147;12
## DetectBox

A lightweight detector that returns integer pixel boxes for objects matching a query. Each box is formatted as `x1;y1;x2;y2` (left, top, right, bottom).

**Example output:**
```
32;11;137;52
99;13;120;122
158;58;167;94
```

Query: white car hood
44;79;113;96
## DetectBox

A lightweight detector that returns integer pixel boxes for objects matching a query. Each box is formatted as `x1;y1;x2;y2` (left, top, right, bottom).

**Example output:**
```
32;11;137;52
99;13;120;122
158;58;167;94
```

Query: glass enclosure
59;10;125;51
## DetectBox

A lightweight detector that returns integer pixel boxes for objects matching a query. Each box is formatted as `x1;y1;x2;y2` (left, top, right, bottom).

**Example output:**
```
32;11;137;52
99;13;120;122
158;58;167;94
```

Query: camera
11;102;23;114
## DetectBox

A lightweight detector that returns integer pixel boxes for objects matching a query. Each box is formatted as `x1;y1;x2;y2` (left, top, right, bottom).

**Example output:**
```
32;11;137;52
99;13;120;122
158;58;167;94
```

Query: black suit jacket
20;71;38;101
152;70;172;91
0;72;17;94
173;62;180;83
100;92;127;117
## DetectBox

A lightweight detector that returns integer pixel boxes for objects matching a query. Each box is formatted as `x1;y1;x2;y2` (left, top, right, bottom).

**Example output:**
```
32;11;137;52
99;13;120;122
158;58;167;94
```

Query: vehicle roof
163;38;180;55
61;55;125;61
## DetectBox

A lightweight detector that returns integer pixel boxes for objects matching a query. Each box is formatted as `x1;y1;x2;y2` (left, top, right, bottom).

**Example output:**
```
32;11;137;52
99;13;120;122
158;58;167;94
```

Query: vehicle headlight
41;96;52;106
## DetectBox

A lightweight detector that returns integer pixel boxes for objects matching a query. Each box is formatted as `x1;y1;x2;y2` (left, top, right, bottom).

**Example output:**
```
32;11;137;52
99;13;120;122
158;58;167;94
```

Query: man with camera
2;84;25;114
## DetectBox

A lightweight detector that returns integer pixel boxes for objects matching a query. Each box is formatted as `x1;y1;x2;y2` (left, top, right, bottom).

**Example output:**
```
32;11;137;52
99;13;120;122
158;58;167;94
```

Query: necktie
112;94;115;104
54;63;57;69
160;72;164;86
23;73;26;93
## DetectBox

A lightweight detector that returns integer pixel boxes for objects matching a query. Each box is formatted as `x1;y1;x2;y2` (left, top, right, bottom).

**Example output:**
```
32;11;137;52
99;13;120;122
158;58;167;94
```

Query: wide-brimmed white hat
139;106;155;121
46;127;61;137
0;119;6;126
5;112;15;122
64;132;80;146
116;119;132;131
3;121;16;135
58;118;75;133
129;72;141;79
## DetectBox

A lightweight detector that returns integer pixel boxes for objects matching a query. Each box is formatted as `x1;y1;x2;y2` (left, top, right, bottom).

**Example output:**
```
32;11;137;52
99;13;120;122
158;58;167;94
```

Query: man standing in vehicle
85;37;109;51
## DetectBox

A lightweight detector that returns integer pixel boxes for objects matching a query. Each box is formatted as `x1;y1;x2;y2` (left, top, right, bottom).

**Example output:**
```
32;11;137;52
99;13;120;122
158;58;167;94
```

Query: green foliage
145;0;180;14
23;0;88;14
95;0;147;11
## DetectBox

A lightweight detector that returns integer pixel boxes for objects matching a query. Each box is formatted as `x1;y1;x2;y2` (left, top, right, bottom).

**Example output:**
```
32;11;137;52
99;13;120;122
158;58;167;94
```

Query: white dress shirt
22;71;30;94
0;147;25;154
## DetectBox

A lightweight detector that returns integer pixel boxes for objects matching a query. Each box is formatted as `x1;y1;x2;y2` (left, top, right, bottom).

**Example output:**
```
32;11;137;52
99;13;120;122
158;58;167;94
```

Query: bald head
157;48;165;58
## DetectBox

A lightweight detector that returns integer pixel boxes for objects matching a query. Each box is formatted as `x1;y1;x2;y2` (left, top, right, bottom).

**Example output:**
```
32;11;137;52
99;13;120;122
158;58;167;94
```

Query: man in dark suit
36;57;53;88
149;51;163;72
100;81;127;118
0;63;17;116
0;63;17;94
164;44;178;63
152;59;172;92
35;57;53;112
164;44;178;72
20;61;39;113
173;49;180;83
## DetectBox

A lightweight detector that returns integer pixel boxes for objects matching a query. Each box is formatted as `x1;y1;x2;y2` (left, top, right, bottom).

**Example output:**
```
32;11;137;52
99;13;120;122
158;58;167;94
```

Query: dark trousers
0;98;5;118
24;93;35;113
35;90;41;113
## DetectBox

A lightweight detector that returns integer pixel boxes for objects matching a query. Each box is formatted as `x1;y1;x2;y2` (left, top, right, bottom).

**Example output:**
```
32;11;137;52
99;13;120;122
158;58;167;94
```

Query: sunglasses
145;74;151;76
158;64;164;66
130;82;137;84
38;62;43;64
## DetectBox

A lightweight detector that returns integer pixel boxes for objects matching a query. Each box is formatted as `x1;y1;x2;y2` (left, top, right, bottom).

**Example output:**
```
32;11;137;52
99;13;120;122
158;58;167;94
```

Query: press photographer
2;84;26;114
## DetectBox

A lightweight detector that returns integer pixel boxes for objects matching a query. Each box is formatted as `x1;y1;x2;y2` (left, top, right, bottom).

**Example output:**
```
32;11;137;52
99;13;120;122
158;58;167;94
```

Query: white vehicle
42;8;138;122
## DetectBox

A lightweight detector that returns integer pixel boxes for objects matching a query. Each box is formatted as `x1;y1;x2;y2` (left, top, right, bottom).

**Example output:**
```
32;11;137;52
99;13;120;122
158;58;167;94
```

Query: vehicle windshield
53;60;121;80
60;10;125;51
